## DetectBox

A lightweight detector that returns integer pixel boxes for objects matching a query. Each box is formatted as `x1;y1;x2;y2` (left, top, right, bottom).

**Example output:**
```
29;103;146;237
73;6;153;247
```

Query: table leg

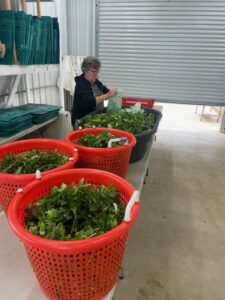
200;105;205;121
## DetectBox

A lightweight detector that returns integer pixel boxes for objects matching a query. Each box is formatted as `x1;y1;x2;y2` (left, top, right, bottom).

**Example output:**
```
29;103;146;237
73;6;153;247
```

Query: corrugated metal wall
97;0;225;105
67;0;96;56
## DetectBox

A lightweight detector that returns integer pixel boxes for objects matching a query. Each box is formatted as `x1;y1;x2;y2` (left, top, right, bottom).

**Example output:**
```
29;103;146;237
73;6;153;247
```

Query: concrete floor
115;104;225;300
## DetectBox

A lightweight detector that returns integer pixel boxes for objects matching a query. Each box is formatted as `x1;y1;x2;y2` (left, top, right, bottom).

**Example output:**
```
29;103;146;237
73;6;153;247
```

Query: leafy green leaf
83;110;155;134
76;130;124;148
0;150;69;174
25;181;125;241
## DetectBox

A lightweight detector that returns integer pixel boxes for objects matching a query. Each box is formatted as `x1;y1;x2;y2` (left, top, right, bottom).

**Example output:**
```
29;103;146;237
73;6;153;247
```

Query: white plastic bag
107;89;122;112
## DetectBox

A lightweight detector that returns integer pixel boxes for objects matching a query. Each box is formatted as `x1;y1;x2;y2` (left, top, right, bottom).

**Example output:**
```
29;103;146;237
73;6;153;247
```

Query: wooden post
37;0;41;18
5;0;11;10
20;0;27;13
4;0;19;64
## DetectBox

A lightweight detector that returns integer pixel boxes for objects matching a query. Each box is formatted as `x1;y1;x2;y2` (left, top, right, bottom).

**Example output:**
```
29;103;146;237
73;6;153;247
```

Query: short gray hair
81;56;101;73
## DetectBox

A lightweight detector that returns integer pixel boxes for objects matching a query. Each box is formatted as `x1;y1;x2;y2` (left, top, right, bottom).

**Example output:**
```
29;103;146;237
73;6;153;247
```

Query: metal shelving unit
0;116;58;145
0;64;60;143
0;64;59;76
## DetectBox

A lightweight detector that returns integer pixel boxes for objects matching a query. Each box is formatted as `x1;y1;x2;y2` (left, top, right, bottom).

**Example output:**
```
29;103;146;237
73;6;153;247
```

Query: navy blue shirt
71;74;109;125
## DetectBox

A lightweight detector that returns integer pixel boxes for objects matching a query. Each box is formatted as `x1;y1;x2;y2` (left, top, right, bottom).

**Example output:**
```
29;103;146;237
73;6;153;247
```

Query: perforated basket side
8;169;139;300
65;128;136;178
0;139;78;214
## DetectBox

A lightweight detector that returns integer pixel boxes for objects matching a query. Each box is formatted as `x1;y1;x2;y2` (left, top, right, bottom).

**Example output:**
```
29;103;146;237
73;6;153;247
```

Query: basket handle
108;137;128;148
124;190;139;222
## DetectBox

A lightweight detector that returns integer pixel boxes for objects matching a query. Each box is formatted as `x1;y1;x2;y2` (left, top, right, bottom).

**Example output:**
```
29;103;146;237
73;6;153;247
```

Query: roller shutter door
97;0;225;105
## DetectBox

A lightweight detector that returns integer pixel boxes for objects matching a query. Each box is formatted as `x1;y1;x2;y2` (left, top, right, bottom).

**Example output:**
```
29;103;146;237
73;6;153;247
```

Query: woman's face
84;68;100;84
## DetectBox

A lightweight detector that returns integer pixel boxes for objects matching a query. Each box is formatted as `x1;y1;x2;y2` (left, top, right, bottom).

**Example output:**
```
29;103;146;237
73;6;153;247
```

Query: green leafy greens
25;180;125;240
0;150;68;174
76;131;125;148
83;110;155;134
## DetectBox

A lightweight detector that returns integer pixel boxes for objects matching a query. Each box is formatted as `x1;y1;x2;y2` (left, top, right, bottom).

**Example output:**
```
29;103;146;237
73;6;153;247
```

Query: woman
71;56;118;126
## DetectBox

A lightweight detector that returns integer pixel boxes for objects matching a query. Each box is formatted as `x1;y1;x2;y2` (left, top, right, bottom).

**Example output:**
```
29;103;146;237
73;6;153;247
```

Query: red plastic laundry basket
0;139;78;214
8;169;140;300
65;128;136;178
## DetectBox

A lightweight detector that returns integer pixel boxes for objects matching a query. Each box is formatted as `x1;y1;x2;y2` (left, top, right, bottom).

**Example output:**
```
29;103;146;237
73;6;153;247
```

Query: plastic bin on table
0;139;78;214
129;107;162;163
8;168;140;300
122;97;155;108
77;108;162;163
65;127;136;178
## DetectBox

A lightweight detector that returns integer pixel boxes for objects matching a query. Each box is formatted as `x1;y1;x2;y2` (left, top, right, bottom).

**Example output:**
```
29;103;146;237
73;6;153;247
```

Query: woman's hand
96;88;118;105
107;89;118;98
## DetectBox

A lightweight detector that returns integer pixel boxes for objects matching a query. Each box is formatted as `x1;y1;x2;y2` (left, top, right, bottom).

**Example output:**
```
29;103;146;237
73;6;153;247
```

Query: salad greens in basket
25;180;125;240
83;110;155;135
0;150;68;174
76;131;126;148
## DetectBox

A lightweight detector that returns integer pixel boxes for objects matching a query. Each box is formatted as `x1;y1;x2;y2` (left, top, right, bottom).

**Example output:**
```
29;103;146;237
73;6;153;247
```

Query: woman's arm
95;79;118;104
95;89;118;105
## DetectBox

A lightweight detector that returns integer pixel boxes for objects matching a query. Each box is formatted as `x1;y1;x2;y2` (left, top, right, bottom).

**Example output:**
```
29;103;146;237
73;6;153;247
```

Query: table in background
195;105;223;122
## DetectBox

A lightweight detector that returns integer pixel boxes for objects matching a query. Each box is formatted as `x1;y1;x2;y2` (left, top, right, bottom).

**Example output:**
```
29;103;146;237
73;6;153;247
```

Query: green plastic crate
24;15;32;65
15;103;61;124
26;21;34;64
15;11;26;65
0;11;15;65
45;17;53;64
0;118;33;137
32;110;59;124
31;17;42;64
53;18;59;64
0;109;33;137
35;17;48;64
0;109;31;126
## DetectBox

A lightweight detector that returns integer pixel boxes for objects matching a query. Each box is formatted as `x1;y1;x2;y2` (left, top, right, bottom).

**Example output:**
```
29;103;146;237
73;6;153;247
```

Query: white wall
67;0;96;56
26;1;57;17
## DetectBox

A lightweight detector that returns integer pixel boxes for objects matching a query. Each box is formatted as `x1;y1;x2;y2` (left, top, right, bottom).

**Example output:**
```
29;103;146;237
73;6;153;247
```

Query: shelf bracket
5;74;22;108
24;74;33;104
